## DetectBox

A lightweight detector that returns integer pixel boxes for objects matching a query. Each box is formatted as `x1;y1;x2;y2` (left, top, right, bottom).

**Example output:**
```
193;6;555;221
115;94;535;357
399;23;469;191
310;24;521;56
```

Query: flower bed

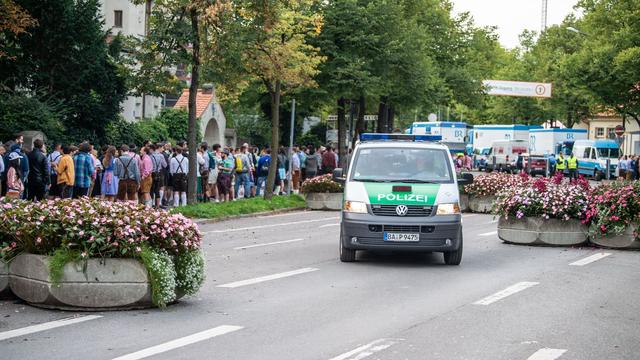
301;174;343;210
494;176;590;246
584;182;640;249
464;172;531;198
464;173;531;213
301;174;343;194
0;198;205;308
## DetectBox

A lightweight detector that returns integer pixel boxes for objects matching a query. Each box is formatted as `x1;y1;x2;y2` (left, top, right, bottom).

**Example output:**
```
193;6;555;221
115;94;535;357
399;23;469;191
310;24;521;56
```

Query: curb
193;207;309;225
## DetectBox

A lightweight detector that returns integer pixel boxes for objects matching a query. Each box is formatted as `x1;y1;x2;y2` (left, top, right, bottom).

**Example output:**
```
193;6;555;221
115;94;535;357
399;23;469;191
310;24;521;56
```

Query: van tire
339;231;356;262
443;234;463;266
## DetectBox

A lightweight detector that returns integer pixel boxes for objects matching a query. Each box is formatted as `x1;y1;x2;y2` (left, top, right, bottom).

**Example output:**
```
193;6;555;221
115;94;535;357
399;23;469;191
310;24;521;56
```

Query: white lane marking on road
319;223;340;228
473;281;539;305
203;217;339;233
217;267;319;288
488;219;499;224
234;238;304;250
526;348;567;360
329;338;404;360
111;325;243;360
0;315;102;341
479;231;498;237
569;252;612;266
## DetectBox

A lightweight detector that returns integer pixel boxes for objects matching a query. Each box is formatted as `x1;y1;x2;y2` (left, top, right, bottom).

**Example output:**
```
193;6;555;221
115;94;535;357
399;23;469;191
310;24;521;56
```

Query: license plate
384;232;419;242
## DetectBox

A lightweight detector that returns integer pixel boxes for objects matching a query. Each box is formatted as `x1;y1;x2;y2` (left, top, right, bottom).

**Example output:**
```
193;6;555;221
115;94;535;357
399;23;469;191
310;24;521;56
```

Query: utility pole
541;0;548;32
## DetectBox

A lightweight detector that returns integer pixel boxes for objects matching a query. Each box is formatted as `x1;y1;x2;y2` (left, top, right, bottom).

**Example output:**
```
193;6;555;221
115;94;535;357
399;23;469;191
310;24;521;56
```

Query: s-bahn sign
483;80;553;98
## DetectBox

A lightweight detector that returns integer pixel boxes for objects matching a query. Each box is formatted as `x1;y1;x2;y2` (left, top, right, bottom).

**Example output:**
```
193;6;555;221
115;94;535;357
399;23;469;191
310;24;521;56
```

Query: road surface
1;211;638;360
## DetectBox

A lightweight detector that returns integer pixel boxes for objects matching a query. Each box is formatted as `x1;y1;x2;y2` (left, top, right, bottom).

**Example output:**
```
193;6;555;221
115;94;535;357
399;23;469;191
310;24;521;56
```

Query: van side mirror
458;172;474;186
333;168;346;185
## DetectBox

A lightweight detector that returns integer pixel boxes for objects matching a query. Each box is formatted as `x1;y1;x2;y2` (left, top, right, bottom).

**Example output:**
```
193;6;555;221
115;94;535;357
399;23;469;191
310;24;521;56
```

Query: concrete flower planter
0;259;13;299
498;217;588;246
468;195;496;213
305;192;343;211
459;194;470;213
591;225;640;249
9;254;156;311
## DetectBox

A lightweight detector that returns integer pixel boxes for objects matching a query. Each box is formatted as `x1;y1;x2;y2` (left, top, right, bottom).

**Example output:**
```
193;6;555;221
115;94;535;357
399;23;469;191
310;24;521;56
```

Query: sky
452;0;580;49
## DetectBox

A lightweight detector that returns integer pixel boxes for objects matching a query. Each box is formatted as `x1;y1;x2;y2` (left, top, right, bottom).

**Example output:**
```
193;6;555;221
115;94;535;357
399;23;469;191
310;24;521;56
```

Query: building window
595;127;604;138
607;128;616;139
114;10;123;28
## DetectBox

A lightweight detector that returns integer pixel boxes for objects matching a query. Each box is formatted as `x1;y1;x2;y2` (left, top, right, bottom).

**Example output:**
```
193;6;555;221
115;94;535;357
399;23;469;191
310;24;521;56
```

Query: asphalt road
1;211;638;360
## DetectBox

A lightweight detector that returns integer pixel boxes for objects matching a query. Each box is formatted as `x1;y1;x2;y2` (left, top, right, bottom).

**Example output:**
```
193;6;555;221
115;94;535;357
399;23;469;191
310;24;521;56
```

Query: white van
332;133;473;265
572;139;620;180
488;140;529;172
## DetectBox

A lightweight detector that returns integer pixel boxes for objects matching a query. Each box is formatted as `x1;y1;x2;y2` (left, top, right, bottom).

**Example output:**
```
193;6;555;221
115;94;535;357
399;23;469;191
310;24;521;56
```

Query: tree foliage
0;0;127;142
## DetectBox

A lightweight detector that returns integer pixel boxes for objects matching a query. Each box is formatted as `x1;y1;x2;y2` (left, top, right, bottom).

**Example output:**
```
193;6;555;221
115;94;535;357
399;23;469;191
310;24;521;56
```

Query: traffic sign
615;125;624;136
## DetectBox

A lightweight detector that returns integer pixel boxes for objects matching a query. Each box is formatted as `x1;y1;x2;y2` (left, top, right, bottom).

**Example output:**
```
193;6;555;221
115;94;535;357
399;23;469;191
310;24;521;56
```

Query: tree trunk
264;80;281;200
337;97;347;169
377;96;388;133
187;7;200;205
352;95;365;149
566;112;574;129
387;105;395;132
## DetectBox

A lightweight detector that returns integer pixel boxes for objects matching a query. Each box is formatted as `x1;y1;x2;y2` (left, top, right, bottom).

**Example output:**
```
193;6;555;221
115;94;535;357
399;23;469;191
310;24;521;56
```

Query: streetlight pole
287;99;296;195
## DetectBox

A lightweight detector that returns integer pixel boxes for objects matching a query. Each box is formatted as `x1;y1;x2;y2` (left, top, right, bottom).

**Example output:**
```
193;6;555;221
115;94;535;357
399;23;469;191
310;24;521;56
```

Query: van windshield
597;148;620;158
351;147;453;183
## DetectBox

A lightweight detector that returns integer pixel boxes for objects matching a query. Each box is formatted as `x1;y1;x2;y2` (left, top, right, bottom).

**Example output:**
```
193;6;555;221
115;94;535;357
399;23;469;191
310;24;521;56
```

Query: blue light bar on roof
359;133;443;142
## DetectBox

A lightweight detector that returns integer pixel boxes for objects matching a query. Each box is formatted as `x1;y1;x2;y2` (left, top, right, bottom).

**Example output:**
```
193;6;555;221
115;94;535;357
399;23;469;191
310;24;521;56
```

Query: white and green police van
333;133;473;265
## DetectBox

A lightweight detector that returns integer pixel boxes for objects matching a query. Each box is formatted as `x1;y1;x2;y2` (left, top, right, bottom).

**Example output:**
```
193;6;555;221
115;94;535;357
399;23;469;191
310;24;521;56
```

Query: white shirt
170;154;189;174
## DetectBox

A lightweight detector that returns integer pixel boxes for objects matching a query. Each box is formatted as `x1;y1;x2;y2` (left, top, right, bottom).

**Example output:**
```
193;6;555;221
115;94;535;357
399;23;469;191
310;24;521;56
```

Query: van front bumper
341;212;462;252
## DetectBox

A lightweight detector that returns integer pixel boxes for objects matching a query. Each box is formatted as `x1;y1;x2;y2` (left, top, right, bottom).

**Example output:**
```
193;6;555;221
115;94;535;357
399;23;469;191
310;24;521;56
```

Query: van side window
583;147;591;158
591;148;597;159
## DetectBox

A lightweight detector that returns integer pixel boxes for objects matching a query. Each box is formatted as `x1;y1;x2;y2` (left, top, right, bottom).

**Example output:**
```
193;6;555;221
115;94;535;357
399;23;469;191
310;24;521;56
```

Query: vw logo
395;205;408;216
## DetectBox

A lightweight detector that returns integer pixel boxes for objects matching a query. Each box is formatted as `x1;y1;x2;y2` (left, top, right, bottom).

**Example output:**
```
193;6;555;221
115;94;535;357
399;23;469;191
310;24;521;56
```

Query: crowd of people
0;134;343;208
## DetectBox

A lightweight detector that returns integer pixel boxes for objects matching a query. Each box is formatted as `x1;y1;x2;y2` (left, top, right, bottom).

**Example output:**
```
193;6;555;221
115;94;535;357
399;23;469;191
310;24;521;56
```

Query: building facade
573;113;640;155
172;87;229;148
100;0;163;121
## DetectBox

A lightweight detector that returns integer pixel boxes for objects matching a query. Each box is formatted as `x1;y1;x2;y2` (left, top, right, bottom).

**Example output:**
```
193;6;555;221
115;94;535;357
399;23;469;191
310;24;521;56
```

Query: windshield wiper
393;179;439;184
352;178;388;183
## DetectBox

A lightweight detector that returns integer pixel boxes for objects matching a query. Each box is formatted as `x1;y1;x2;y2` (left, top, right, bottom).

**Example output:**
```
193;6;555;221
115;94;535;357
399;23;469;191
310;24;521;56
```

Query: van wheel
594;170;603;181
443;234;463;266
339;231;356;262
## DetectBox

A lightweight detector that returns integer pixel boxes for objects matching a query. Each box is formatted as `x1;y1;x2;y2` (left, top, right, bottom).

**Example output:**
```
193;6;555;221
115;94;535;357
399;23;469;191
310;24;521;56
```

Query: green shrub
156;108;201;144
0;92;67;144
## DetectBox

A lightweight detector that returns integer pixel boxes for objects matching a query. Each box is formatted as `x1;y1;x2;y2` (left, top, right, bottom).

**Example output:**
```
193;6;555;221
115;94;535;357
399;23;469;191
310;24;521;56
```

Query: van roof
357;140;449;151
574;139;620;149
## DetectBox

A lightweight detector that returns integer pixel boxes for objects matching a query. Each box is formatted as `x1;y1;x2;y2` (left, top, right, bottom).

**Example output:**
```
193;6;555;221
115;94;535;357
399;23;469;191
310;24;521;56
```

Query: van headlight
344;201;368;214
436;203;461;215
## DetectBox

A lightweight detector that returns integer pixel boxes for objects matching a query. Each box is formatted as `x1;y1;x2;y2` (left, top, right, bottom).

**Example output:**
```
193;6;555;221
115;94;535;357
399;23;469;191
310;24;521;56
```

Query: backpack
235;155;244;173
260;157;270;174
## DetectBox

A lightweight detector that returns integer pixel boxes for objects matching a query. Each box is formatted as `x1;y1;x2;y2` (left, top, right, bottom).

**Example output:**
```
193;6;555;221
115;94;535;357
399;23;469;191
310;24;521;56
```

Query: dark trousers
27;182;46;201
568;169;577;180
73;186;89;198
60;184;73;199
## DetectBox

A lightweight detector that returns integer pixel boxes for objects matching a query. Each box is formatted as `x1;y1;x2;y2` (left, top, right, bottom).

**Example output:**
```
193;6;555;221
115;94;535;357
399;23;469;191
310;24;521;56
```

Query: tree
569;0;640;126
531;19;594;128
0;0;37;59
130;0;231;204
0;0;127;142
237;0;325;200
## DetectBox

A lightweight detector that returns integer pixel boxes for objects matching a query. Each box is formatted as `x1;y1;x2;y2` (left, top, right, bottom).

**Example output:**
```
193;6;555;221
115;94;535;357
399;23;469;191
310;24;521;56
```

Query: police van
332;134;473;265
